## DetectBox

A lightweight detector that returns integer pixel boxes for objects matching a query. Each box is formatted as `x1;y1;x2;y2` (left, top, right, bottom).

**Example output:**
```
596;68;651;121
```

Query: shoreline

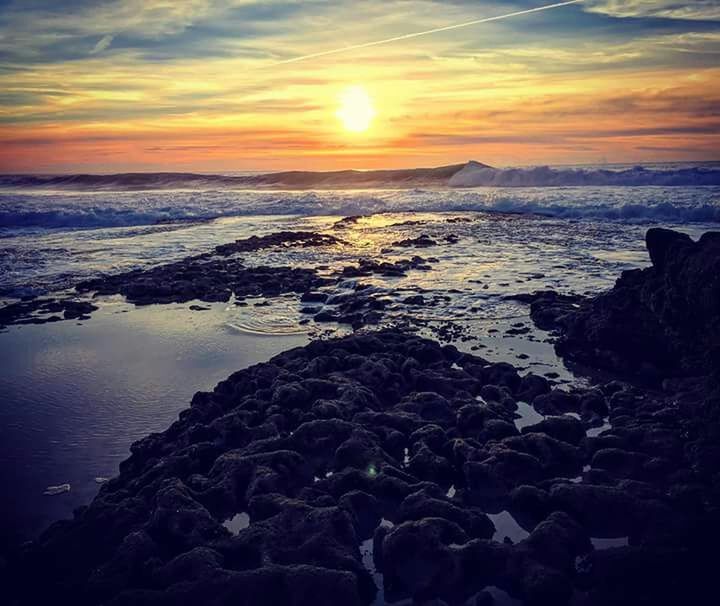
0;214;582;543
1;220;718;605
6;326;719;604
0;297;311;543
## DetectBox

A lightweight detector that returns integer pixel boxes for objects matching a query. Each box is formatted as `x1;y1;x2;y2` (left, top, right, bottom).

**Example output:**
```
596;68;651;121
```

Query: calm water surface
0;299;307;541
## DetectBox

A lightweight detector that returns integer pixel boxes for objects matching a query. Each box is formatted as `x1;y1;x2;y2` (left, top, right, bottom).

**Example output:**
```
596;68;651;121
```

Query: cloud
0;0;280;63
652;31;720;53
409;123;720;147
90;34;113;54
584;1;720;21
1;0;719;171
433;29;720;77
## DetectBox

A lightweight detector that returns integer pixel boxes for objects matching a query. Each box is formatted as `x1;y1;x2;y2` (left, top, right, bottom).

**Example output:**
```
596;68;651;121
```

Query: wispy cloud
0;0;718;171
585;0;720;21
90;34;114;55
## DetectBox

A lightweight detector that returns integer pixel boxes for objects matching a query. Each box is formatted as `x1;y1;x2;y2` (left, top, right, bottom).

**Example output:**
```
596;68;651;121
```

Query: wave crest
1;185;719;231
449;162;720;187
2;162;720;191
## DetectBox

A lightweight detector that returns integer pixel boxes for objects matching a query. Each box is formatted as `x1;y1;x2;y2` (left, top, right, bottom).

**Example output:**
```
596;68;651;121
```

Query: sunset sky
1;0;719;173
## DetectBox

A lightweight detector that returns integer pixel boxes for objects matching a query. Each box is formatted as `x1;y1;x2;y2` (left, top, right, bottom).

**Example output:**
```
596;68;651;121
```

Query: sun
336;85;375;133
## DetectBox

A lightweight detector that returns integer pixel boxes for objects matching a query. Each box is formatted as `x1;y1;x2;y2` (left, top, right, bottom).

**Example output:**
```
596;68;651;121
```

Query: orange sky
1;1;719;172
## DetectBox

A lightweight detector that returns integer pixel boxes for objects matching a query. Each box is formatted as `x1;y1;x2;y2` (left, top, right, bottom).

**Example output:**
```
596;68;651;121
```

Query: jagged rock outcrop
526;228;720;381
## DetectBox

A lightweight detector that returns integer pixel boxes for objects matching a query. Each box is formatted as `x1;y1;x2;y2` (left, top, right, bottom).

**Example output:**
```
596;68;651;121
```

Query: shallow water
488;510;531;543
514;401;546;431
591;536;629;550
1;186;717;298
0;195;716;545
223;512;250;535
0;298;308;540
586;418;612;438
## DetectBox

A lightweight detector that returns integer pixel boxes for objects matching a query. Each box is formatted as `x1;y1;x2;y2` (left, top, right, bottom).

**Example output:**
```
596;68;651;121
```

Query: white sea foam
2;162;719;192
449;161;720;188
1;181;718;231
0;170;717;301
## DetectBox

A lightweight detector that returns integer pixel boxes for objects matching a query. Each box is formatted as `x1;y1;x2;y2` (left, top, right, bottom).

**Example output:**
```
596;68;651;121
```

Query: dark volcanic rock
516;374;551;401
214;231;341;256
645;227;694;269
77;258;330;305
5;229;344;325
8;329;719;606
402;295;426;306
521;415;585;446
391;234;437;248
533;390;580;416
507;291;584;332
300;291;328;303
508;485;552;528
10;331;476;605
397;489;493;539
549;482;674;538
0;297;98;329
527;229;720;380
381;517;467;598
340;256;434;278
332;215;363;230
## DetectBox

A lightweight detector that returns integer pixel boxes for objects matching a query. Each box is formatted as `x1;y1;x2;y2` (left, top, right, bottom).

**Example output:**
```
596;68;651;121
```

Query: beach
4;0;720;601
1;166;719;604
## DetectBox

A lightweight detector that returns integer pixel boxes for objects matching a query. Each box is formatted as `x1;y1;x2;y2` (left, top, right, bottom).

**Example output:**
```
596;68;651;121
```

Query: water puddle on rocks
591;536;629;550
570;462;593;483
222;295;310;337
313;471;335;482
473;586;524;606
43;483;71;496
586;418;612;438
222;512;250;535
514;401;545;431
0;297;309;540
360;519;411;606
488;510;531;544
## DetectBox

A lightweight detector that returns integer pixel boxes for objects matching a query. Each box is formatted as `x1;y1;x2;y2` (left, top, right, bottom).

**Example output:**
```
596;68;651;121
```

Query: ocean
0;161;718;542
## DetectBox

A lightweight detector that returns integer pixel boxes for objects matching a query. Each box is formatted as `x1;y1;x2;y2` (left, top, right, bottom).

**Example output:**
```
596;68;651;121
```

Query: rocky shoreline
520;228;720;383
0;224;450;332
2;227;719;605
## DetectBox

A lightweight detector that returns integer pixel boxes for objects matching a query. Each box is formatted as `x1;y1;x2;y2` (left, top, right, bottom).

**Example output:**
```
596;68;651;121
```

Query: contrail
271;0;582;66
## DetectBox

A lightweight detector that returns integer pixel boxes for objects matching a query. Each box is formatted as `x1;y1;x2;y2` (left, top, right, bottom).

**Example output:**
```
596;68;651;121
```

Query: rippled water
1;182;719;297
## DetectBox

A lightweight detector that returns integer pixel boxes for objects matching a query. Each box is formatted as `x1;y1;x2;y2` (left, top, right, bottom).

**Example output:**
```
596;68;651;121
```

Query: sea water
0;165;718;541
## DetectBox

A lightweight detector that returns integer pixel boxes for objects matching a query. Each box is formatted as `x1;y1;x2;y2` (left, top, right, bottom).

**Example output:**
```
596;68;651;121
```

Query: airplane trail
271;0;583;66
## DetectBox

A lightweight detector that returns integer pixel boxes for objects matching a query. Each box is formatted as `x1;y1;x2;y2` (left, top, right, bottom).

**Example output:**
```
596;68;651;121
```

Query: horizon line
2;158;720;177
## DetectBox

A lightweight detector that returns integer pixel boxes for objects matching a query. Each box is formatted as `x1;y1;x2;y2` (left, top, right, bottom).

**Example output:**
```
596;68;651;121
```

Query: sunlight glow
1;1;717;171
336;85;376;133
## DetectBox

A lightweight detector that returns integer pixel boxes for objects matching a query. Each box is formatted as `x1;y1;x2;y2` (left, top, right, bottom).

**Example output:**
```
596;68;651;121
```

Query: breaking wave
449;162;720;188
1;184;719;231
2;161;719;192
